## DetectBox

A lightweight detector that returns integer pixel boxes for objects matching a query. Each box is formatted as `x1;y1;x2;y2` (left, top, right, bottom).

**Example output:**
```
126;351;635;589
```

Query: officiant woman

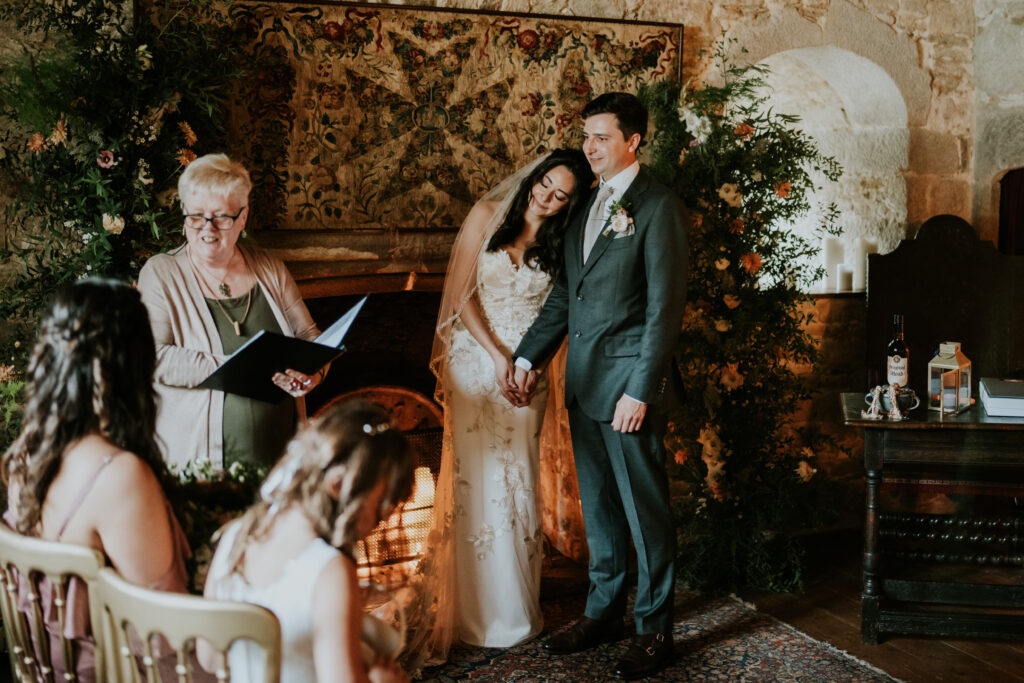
139;153;325;469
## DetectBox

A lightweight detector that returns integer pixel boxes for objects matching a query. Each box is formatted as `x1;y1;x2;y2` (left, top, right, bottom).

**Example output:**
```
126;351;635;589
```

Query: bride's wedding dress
442;248;552;646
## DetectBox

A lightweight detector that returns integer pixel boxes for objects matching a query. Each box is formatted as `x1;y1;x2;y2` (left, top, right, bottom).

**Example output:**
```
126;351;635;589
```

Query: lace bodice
474;248;553;345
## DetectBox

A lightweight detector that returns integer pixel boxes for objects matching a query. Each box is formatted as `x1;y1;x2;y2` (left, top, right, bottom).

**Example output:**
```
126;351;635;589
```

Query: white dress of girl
206;521;341;682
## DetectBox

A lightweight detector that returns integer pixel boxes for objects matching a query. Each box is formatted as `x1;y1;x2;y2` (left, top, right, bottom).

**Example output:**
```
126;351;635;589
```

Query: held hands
272;367;324;398
509;364;541;408
494;354;536;407
612;394;646;433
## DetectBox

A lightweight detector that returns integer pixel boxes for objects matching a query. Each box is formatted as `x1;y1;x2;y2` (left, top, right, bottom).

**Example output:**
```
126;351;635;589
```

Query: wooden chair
94;567;281;683
0;522;106;682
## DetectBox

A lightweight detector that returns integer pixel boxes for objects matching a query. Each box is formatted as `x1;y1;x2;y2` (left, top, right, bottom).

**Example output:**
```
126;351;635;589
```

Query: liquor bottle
886;314;909;388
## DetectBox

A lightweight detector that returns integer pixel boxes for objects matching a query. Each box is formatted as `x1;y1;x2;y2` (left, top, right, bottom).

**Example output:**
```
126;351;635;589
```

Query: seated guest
138;152;325;470
2;278;192;682
205;401;413;683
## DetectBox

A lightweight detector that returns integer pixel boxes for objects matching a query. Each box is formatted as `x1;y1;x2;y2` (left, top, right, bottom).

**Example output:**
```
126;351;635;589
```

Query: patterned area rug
420;586;898;681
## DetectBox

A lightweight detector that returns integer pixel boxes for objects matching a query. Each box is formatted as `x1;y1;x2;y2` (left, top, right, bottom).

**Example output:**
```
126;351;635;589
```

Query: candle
851;238;877;291
837;264;854;292
822;237;843;292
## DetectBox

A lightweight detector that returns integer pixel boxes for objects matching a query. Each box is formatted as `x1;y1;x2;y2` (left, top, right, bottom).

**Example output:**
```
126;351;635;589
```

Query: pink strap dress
5;454;192;682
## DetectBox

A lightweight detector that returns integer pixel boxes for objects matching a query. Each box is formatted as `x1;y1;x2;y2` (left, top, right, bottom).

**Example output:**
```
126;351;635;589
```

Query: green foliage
640;38;843;593
0;332;31;454
0;0;246;321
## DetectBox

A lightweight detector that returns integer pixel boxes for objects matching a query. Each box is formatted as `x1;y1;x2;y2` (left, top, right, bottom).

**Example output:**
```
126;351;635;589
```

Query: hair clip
363;422;391;436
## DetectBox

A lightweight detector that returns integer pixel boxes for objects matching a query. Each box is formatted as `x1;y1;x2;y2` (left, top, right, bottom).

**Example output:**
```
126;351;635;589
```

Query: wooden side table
840;392;1024;643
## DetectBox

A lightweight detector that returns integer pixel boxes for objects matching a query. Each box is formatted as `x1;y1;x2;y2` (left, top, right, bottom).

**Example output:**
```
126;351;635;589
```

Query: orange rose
740;252;763;274
733;123;754;141
775;181;792;198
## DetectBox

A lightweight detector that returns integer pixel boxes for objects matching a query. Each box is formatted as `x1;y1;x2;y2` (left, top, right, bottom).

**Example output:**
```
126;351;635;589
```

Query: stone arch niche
757;46;909;291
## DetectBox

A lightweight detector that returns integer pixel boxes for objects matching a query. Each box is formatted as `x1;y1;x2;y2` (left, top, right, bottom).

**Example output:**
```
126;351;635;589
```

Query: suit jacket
516;167;689;421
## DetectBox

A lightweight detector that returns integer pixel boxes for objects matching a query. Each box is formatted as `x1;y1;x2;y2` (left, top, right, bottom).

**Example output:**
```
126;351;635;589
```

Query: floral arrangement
171;458;267;594
0;0;246;452
639;38;843;592
0;0;244;321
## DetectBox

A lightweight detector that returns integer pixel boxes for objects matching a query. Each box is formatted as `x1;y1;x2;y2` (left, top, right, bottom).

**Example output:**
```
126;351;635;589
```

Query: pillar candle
851;238;878;291
822;237;843;292
837;264;854;292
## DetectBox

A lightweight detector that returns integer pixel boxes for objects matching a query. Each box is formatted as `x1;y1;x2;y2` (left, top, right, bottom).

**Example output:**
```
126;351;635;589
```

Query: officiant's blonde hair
224;401;415;574
178;153;252;205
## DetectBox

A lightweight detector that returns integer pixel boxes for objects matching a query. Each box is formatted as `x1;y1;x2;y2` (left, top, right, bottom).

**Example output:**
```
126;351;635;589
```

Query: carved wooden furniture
841;393;1024;643
848;215;1024;643
865;214;1024;390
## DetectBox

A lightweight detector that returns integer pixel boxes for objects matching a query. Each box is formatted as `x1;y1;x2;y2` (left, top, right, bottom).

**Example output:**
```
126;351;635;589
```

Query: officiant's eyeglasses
182;206;247;230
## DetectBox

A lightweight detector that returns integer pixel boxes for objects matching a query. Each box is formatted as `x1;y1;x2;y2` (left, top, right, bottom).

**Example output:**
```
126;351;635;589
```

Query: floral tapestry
224;2;682;233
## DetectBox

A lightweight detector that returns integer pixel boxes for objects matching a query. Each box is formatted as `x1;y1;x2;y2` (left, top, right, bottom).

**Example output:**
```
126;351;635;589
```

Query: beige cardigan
138;244;320;468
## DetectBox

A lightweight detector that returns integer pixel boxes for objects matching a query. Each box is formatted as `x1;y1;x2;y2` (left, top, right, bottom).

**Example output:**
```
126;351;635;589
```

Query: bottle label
887;355;908;387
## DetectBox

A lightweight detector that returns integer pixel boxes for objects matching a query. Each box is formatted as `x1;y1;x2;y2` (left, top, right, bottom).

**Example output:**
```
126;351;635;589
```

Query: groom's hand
513;364;530;395
612;394;646;433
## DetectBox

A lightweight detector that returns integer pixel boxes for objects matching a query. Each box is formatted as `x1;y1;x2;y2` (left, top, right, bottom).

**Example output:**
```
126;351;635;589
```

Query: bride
403;149;592;671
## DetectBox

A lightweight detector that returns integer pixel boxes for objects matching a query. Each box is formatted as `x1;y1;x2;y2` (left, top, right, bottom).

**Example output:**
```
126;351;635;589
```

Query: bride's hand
492;353;526;407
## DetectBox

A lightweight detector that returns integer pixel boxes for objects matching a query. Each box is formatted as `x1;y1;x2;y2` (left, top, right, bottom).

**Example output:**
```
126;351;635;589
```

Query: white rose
609;210;632;234
102;214;125;235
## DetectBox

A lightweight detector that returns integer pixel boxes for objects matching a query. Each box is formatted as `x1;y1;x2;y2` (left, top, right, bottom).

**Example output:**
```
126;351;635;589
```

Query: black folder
197;296;367;403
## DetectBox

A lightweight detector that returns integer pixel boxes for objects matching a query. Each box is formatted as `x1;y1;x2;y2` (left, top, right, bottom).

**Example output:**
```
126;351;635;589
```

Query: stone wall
972;0;1024;239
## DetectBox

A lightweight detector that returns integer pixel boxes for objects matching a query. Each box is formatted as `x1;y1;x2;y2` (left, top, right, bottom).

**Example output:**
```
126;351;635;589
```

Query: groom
513;92;689;680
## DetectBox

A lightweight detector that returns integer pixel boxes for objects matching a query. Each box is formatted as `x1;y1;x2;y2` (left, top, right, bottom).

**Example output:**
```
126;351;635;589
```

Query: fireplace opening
314;384;443;584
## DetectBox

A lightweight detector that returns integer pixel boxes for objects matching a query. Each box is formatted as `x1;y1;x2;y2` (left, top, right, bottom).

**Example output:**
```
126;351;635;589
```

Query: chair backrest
94;567;281;683
0;522;106;683
866;214;1024;393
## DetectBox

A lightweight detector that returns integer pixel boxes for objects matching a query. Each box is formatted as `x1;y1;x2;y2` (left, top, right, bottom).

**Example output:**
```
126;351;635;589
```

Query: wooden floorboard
741;529;1024;682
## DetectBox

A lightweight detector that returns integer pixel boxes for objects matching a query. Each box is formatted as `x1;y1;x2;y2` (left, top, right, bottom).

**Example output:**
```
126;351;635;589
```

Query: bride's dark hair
486;148;593;282
2;278;177;534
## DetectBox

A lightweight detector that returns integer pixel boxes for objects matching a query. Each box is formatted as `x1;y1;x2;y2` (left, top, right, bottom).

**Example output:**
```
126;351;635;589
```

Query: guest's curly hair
225;401;415;574
2;278;176;535
486;148;594;282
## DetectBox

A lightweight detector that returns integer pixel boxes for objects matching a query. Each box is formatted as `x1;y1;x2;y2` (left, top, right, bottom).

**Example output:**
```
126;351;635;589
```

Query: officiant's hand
612;394;646;433
272;367;325;398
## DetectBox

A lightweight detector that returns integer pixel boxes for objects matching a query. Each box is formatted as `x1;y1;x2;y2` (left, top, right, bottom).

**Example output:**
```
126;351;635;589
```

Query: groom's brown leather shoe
614;632;674;680
543;616;625;654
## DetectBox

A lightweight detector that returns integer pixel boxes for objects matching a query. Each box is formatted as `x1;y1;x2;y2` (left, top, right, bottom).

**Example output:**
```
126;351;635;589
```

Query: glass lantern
927;342;971;415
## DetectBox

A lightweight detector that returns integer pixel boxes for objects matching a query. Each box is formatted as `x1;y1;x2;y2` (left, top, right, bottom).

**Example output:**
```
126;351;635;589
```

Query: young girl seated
3;278;191;682
205;400;414;683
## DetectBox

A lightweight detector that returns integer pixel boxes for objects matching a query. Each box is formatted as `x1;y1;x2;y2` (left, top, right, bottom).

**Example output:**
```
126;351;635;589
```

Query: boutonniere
602;198;635;238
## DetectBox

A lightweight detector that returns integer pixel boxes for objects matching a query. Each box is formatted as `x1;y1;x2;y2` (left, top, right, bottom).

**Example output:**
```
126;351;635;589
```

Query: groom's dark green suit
515;167;688;634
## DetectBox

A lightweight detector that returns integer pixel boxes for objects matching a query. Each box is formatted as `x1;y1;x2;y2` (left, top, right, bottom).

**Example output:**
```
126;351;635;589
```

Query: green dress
207;285;297;468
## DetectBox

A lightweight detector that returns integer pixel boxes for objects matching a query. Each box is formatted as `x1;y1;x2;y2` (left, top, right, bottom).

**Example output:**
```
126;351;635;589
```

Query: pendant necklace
189;248;253;336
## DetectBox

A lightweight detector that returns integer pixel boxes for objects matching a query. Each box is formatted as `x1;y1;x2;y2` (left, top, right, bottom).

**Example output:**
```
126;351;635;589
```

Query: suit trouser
568;405;676;634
